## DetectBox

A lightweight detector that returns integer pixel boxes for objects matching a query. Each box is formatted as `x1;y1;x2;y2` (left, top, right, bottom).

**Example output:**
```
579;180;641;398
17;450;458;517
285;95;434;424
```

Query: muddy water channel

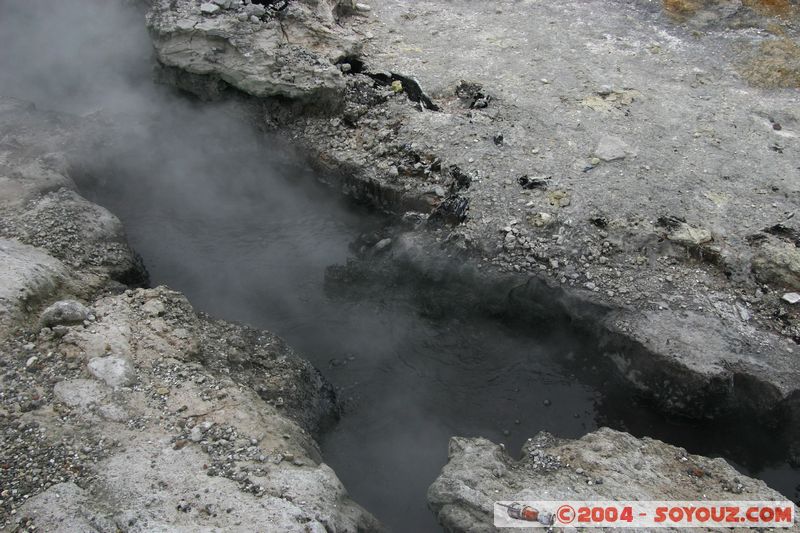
77;101;798;531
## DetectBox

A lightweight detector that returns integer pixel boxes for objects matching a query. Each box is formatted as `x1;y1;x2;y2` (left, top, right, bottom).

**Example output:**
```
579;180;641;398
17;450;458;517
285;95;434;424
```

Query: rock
244;4;266;17
530;212;553;227
87;355;137;388
752;237;800;291
428;428;798;532
354;3;372;12
142;298;166;317
374;238;392;252
0;239;70;333
146;0;360;105
593;136;632;162
200;3;220;14
518;175;548;190
667;223;712;247
53;379;108;409
783;292;800;304
40;300;92;328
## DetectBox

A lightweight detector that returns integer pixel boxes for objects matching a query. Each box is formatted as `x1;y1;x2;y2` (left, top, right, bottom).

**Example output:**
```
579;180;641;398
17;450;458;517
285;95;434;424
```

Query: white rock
782;292;800;305
354;3;372;12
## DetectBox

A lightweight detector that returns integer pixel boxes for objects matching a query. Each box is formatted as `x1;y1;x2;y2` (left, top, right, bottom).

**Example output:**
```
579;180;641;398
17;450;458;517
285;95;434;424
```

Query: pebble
354;2;372;12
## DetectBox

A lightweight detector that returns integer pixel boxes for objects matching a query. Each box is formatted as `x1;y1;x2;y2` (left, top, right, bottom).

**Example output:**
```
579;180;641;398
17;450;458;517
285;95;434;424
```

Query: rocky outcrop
146;0;362;106
0;97;378;530
428;428;799;532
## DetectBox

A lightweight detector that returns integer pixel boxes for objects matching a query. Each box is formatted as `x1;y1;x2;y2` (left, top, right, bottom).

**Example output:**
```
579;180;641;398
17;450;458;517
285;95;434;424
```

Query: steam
0;0;155;115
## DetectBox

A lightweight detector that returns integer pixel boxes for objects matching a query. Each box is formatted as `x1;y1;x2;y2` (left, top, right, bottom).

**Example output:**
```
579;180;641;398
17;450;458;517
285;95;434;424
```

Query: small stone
782;292;800;305
156;387;170;396
354;2;372;12
25;356;38;369
543;399;552;407
575;468;585;475
200;2;220;14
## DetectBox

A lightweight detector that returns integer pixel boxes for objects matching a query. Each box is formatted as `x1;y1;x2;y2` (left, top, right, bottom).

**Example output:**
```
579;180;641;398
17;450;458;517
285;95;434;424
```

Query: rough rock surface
146;0;362;105
145;0;800;426
428;428;800;533
0;99;378;531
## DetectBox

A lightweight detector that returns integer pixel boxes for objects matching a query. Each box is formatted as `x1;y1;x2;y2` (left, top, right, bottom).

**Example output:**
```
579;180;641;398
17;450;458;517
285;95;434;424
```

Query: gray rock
0;239;69;334
374;238;393;252
667;223;712;246
592;135;632;162
142;298;166;317
752;237;800;291
40;300;92;328
146;0;359;105
53;379;108;409
245;3;266;17
87;355;137;388
200;3;220;14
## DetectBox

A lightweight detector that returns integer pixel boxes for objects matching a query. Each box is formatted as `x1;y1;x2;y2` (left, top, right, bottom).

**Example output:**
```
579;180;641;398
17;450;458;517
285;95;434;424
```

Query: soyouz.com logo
494;501;796;528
